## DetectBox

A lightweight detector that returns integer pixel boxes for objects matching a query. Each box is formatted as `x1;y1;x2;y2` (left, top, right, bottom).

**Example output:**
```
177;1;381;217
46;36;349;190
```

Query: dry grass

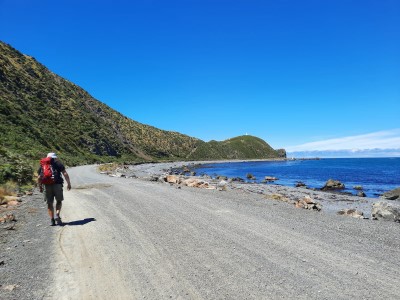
0;184;17;204
267;193;290;202
98;163;121;173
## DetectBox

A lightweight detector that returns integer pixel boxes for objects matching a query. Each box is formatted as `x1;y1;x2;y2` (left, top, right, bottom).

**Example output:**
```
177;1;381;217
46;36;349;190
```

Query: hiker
38;152;71;226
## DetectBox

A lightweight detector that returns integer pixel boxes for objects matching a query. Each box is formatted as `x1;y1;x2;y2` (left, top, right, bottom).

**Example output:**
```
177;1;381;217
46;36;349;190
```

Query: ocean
193;158;400;198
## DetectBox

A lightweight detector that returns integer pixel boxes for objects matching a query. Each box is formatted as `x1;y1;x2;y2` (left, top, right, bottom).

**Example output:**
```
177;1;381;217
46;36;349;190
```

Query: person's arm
62;170;71;190
37;168;43;192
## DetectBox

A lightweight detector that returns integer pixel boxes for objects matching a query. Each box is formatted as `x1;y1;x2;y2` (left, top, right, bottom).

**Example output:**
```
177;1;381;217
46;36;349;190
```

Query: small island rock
321;179;345;191
246;173;256;180
357;191;367;197
264;176;278;182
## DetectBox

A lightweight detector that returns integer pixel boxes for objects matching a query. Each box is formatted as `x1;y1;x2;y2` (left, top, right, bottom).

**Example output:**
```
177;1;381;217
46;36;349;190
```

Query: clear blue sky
1;0;399;152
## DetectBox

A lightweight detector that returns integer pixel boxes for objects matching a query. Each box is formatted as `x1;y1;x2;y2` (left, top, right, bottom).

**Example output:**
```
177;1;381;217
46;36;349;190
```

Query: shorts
43;184;64;204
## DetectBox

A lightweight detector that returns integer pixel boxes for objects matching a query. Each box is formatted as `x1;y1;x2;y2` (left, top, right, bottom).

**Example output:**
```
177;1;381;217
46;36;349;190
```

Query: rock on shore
381;187;400;201
372;201;400;222
321;179;345;191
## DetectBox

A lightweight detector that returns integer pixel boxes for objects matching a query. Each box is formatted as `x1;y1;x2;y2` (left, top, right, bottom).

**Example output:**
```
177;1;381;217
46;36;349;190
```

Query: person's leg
54;184;64;225
47;202;56;226
44;185;56;225
55;201;62;221
47;202;54;219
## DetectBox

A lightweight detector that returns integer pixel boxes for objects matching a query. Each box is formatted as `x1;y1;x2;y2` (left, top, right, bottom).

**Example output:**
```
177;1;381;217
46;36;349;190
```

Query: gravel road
2;164;400;299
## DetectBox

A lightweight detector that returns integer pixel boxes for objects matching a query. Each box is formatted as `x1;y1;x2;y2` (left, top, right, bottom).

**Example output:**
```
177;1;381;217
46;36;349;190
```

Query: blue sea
193;158;400;198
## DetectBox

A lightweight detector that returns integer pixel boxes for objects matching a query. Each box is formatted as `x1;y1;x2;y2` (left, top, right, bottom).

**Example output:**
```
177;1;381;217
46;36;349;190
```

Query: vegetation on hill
188;135;285;160
0;41;285;186
0;41;199;166
0;146;32;185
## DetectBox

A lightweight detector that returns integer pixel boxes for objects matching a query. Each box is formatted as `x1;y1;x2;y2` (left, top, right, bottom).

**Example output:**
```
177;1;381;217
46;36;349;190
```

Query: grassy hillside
189;135;285;160
0;41;285;185
0;41;200;166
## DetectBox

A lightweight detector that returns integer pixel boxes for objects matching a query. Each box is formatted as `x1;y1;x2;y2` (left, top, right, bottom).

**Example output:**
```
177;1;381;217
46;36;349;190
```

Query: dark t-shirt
38;160;65;184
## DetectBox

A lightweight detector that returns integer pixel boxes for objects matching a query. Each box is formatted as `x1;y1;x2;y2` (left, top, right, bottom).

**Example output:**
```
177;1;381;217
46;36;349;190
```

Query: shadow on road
62;218;96;226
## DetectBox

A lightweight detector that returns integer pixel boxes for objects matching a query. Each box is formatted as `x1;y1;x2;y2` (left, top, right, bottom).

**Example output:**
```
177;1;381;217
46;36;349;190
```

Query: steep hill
0;41;200;165
188;135;285;160
0;41;285;178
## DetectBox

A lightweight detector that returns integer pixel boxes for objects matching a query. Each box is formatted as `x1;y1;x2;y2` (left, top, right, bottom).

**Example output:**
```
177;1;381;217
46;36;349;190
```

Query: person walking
38;152;71;226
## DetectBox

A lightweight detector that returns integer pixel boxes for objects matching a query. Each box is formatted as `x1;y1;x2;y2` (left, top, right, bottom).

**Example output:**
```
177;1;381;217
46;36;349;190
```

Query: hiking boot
55;217;62;225
50;218;56;226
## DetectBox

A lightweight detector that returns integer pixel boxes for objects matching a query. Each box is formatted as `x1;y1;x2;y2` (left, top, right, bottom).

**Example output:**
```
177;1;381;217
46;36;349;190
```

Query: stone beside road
372;201;400;222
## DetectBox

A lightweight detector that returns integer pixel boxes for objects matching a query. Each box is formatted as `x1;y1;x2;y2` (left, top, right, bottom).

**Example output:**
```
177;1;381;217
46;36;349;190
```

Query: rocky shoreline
103;160;400;222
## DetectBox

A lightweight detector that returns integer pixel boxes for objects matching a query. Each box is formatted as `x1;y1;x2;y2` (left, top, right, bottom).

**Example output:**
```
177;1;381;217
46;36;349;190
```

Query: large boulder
294;196;322;211
295;181;306;188
381;187;400;200
217;180;228;187
372;201;400;222
246;173;256;180
337;209;365;219
182;166;191;173
182;178;210;188
217;180;228;191
263;176;278;182
321;179;345;191
165;175;181;184
231;177;244;182
0;213;16;223
357;191;367;197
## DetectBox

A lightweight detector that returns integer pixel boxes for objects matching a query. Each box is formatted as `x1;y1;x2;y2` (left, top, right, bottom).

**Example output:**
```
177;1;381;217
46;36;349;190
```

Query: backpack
40;157;56;184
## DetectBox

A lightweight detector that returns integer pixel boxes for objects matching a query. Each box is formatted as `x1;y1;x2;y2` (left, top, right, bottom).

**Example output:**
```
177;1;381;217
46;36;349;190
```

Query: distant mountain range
0;41;285;170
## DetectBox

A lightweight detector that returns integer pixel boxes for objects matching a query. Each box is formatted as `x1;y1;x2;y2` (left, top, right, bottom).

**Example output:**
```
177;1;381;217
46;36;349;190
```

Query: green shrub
0;147;34;185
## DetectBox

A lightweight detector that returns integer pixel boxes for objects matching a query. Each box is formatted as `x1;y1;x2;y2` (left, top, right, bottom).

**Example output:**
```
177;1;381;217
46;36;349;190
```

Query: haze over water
194;158;400;198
